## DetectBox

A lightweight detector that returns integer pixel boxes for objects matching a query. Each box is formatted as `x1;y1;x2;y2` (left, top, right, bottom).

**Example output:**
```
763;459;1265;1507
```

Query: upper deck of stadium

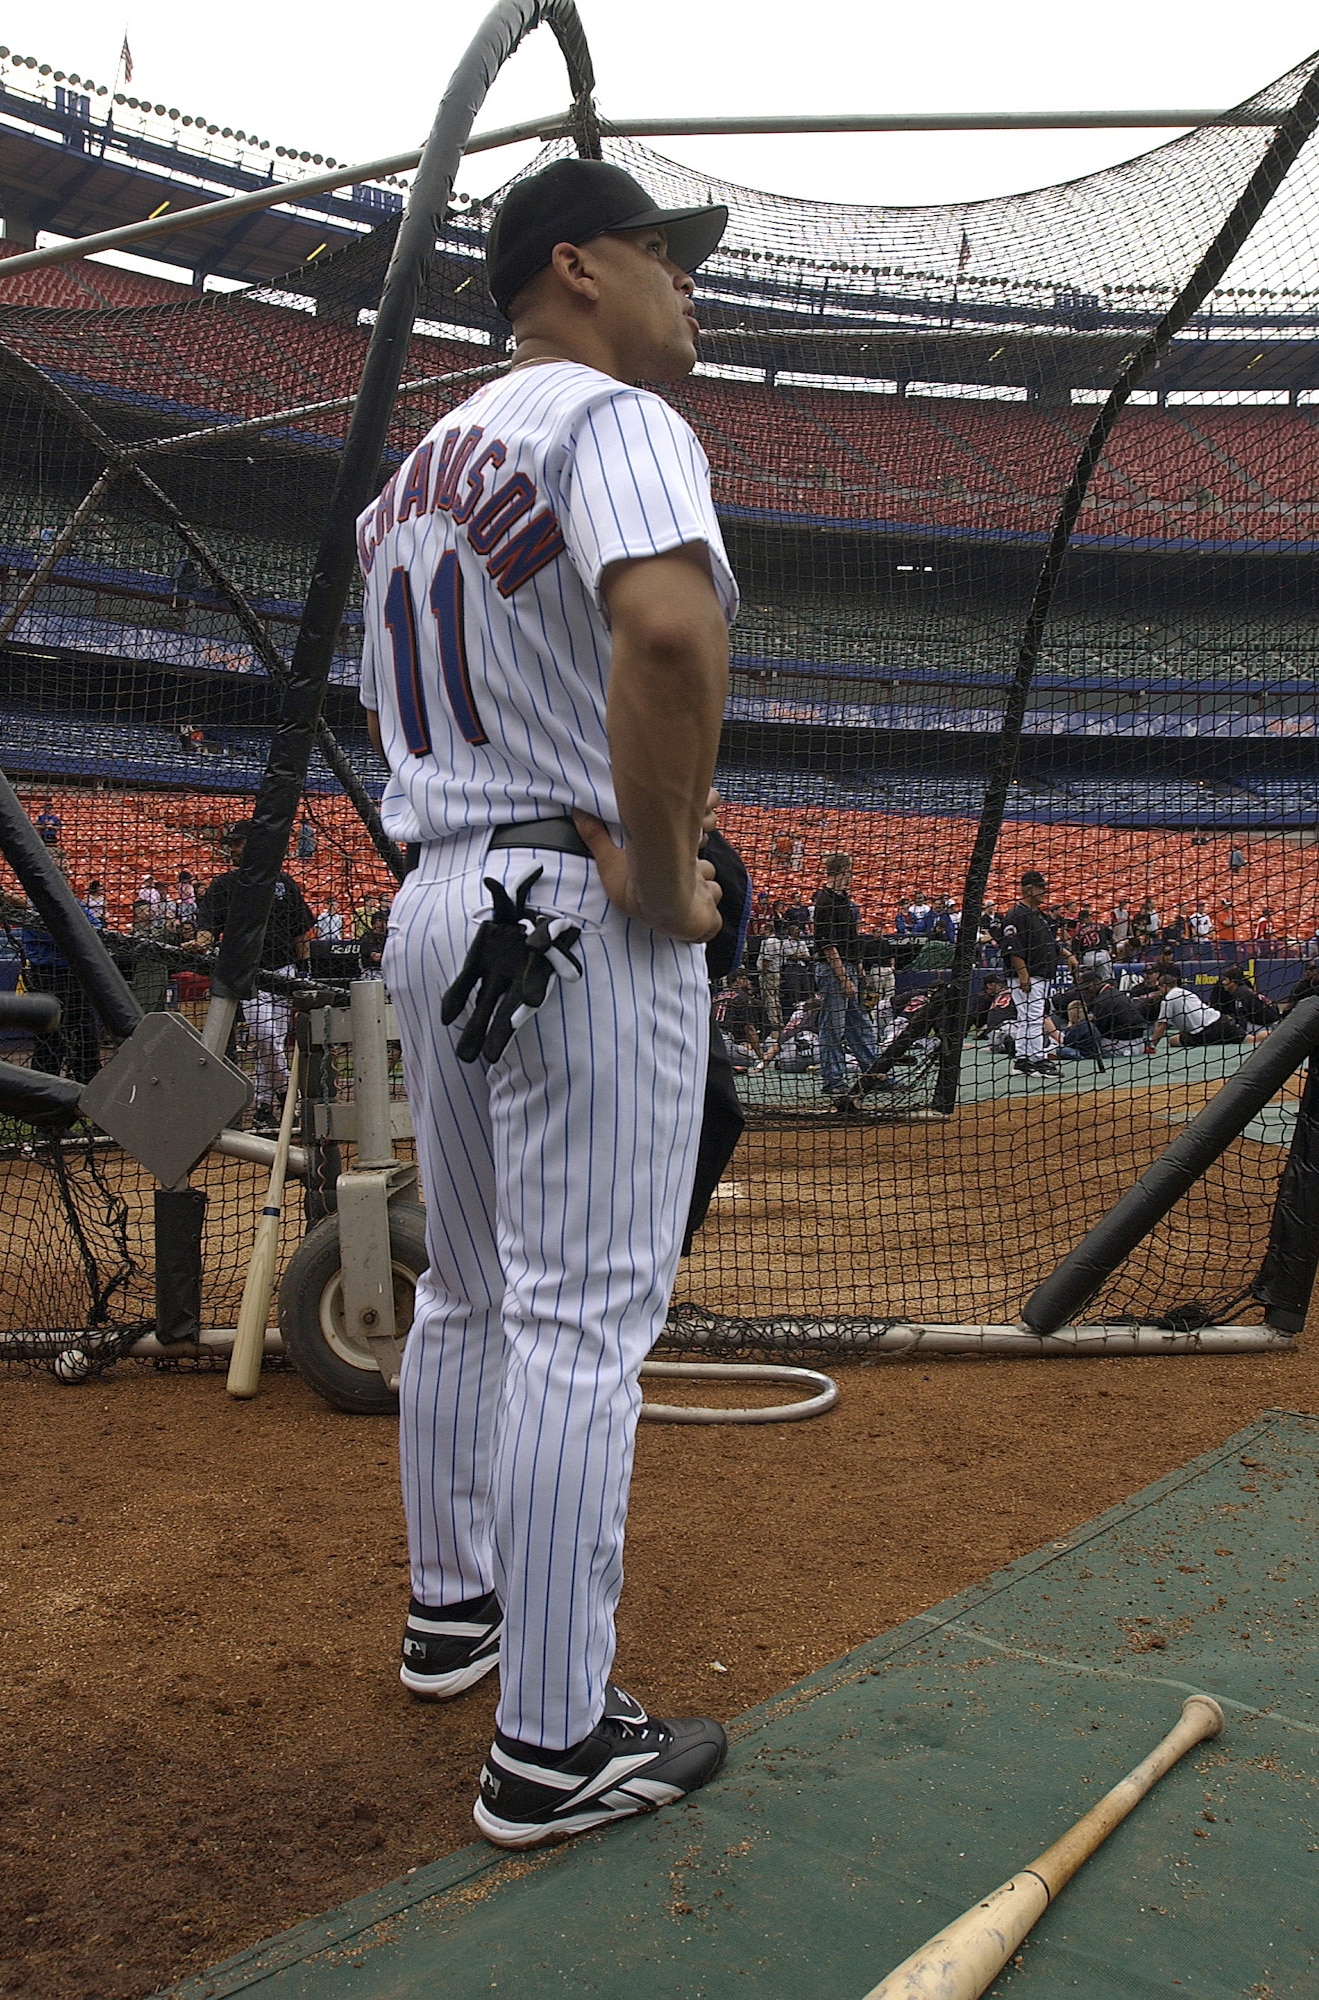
3;245;1319;556
6;48;1319;558
0;53;1315;832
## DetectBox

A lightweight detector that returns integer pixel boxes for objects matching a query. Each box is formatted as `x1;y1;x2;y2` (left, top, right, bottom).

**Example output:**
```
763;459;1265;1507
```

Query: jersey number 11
383;554;489;753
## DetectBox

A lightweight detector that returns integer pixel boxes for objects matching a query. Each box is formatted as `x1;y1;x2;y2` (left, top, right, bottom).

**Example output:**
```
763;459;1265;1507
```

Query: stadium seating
1;782;396;930
707;797;1318;941
5;779;1310;944
6;261;1319;549
0;279;488;447
0;242;188;309
2;274;1313;882
0;701;384;799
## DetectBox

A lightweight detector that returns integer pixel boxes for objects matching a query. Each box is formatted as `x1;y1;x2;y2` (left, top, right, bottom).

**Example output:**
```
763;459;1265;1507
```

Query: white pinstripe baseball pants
384;830;709;1751
1014;976;1053;1061
241;965;294;1106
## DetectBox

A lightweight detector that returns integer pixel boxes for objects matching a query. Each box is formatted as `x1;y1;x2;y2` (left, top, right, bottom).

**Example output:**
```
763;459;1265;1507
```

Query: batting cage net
1;47;1318;1363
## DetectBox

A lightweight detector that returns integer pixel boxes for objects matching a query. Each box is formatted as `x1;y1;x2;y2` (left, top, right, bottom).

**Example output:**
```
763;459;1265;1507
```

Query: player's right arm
574;543;727;943
822;945;854;996
192;879;225;952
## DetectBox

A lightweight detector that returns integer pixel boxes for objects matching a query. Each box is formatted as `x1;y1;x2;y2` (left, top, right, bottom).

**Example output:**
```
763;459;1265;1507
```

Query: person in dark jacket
194;821;314;1128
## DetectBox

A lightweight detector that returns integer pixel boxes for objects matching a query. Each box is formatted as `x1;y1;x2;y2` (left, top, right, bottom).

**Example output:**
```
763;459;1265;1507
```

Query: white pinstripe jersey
357;360;738;841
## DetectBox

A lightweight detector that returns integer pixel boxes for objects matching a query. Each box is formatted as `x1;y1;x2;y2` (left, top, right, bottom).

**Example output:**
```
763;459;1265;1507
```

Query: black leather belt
487;817;593;860
401;819;594;877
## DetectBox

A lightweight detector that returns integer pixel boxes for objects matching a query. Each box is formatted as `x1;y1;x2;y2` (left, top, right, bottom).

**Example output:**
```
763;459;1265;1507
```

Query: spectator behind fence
359;908;390;977
897;891;934;937
931;897;958;942
813;853;878;1104
758;994;820;1072
168;872;197;926
1161;904;1190;948
999;868;1073;1075
1064;972;1148;1060
1072;906;1113;979
778;925;813;1011
713;972;765;1070
353;894;383;938
756;926;785;1031
194;820;315;1131
118;900;170;1014
33;798;61;847
1132;896;1159;945
968;972;1010;1037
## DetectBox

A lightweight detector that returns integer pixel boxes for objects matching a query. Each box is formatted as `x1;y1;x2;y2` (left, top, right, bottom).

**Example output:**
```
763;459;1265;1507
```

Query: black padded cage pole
1251;1049;1319;1334
931;55;1319;1117
0;775;141;1043
1021;998;1319;1336
0;1059;82;1127
205;0;599;1054
0;334;405;885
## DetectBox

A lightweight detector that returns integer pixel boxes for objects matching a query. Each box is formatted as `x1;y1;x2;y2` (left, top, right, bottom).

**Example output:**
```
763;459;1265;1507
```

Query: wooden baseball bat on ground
226;1046;301;1400
861;1694;1224;2000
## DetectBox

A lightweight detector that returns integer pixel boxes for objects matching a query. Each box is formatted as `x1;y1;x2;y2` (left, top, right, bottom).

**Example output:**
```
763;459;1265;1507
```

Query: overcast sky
19;0;1319;212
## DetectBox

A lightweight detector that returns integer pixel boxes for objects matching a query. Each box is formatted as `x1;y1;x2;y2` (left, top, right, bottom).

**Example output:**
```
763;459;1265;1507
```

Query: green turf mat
166;1411;1319;2000
735;1037;1273;1116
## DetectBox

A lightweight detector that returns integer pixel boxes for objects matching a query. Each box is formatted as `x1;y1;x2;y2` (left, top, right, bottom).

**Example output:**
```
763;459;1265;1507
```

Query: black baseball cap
486;158;728;318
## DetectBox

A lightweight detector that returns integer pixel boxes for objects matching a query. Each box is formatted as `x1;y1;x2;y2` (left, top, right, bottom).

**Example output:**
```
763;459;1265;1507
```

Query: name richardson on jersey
358;424;566;598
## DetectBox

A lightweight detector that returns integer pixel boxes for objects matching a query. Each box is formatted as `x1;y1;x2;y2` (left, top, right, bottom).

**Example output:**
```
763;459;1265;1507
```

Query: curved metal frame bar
206;0;599;1041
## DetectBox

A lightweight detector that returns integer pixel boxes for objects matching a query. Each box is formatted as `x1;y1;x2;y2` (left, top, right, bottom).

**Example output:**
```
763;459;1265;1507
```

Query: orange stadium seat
716;804;1319;941
6;259;1319;550
7;789;1313;942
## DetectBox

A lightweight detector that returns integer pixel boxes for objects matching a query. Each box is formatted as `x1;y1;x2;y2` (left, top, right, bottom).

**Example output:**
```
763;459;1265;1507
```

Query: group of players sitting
975;955;1319;1069
715;924;1319;1084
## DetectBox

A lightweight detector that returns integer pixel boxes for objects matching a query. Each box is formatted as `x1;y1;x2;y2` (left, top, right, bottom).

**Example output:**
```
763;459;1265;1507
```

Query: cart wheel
277;1201;425;1415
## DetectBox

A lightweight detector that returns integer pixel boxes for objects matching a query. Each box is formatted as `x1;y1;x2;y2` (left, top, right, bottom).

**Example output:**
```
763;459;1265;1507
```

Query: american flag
957;229;972;274
120;36;134;83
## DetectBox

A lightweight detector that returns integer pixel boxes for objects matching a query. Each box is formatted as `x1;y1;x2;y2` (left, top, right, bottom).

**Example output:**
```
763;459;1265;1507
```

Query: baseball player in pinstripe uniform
358;159;736;1848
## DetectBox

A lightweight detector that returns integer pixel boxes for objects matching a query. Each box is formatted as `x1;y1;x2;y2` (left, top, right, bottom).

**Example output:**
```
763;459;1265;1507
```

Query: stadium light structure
0;105;1279;282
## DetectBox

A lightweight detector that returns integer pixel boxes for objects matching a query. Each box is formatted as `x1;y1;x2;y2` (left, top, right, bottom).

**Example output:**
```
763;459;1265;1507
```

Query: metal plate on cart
80;1011;252;1184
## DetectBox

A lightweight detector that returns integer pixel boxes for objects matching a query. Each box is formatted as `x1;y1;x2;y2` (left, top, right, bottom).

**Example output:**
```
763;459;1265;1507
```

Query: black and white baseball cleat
472;1684;727;1848
400;1591;502;1699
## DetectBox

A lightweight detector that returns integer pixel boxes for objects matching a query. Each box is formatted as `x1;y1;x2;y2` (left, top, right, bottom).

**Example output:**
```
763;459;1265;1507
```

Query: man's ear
547;238;602;302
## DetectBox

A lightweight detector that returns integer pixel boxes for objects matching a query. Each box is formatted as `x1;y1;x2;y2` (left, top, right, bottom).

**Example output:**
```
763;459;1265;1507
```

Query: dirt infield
0;1148;308;1341
3;1326;1317;2000
680;1082;1280;1325
1;1066;1281;1347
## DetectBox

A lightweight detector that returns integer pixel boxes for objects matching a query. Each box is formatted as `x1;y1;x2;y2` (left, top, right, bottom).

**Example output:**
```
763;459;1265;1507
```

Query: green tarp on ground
166;1410;1318;2000
736;1036;1287;1116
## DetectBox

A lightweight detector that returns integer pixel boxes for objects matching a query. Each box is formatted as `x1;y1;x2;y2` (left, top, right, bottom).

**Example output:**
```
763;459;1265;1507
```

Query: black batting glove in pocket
441;868;584;1064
